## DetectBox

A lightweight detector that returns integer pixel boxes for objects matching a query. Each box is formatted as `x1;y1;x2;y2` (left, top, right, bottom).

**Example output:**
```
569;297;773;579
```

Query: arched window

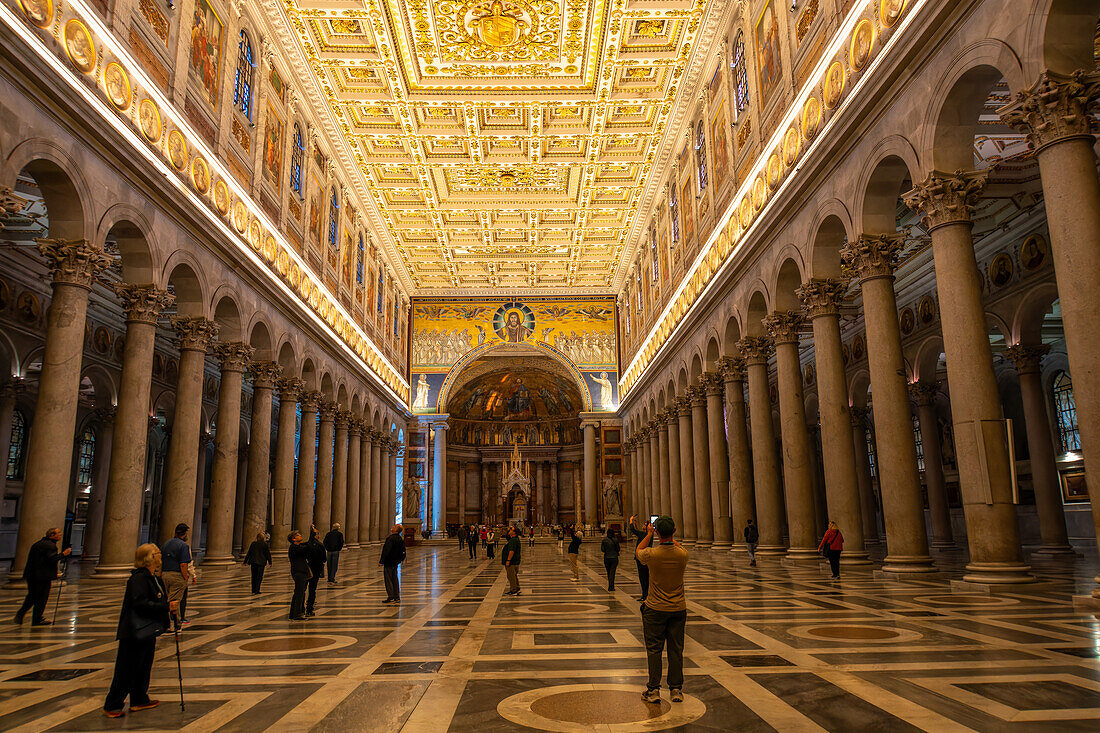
393;302;399;337
911;414;924;472
650;225;659;282
695;120;708;192
731;30;749;118
76;427;96;485
624;295;631;335
291;125;304;196
233;30;255;120
669;186;679;243
1053;371;1081;452
377;271;384;313
635;270;644;312
356;234;365;285
6;409;26;480
328;189;339;250
865;425;877;479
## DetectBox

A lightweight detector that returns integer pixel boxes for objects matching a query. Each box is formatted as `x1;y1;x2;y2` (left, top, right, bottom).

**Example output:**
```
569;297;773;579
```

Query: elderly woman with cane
103;543;176;718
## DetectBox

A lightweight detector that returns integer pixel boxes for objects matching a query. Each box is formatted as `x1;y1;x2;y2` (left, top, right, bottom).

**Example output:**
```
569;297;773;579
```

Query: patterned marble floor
1;539;1099;732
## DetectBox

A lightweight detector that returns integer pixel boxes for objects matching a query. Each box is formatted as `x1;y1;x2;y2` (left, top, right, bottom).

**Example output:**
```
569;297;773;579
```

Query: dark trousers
635;559;650;600
641;606;687;691
17;578;50;623
327;551;340;581
290;572;310;618
825;549;841;578
306;572;321;613
103;637;156;711
250;564;265;593
468;540;478;559
486;543;495;559
383;564;400;600
604;557;619;590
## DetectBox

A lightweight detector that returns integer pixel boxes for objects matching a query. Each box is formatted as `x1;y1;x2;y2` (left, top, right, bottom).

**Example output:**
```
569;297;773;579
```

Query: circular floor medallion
497;683;706;732
513;602;610;615
216;633;356;657
913;593;1020;607
788;623;922;644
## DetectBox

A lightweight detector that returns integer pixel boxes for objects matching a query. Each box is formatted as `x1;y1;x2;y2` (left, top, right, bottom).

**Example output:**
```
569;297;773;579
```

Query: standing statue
603;477;623;518
404;478;421;519
591;371;614;408
412;373;431;410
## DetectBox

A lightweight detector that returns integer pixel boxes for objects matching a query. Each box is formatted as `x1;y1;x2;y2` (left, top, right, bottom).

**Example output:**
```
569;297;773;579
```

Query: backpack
745;525;759;543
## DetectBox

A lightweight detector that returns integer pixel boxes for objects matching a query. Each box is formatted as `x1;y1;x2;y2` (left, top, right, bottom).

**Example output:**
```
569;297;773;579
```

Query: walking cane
51;558;67;625
171;612;185;712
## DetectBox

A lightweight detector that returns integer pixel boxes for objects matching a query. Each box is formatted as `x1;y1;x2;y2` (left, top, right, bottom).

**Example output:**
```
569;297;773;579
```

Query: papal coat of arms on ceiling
436;0;560;63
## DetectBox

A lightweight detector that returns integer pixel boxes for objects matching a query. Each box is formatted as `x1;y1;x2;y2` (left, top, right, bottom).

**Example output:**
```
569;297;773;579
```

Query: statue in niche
603;477;623;518
412;374;431;410
591;372;614;408
404;479;421;519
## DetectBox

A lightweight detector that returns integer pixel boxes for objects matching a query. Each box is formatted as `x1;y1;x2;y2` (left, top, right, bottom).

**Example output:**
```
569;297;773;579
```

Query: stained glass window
233;30;255;120
731;30;749;117
865;425;878;479
291;125;304;196
912;414;924;472
356;235;364;285
1053;371;1081;452
6;410;25;480
76;427;96;485
670;186;679;243
696;120;708;191
328;189;339;250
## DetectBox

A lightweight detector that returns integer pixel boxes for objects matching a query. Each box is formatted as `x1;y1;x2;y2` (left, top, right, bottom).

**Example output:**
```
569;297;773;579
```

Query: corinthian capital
335;410;353;430
738;336;774;365
277;376;305;402
675;394;693;416
686;384;707;406
171;316;219;351
718;356;745;383
762;311;805;344
848;405;869;428
249;360;283;389
299;390;323;412
999;69;1100;152
841;234;903;281
36;238;112;289
214;341;254;372
797;278;848;318
907;380;940;407
701;371;725;396
318;400;338;420
114;283;175;325
902;170;987;230
1004;343;1050;375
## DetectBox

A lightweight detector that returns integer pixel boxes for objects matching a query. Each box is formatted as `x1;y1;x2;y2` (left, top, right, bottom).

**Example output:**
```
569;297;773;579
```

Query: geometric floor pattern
2;541;1099;731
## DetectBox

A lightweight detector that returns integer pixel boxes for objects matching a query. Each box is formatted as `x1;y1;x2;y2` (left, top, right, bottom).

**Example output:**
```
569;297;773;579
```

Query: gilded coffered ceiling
272;0;722;293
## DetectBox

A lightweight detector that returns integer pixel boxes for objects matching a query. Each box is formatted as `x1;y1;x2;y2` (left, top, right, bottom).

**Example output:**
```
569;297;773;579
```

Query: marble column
909;381;955;549
358;425;373;543
431;421;446;534
703;373;733;547
905;175;1031;583
799;279;870;563
345;418;361;547
0;381;20;506
657;415;672;516
666;412;683;534
294;391;321;533
719;358;755;553
313;401;336;529
372;430;385;540
193;434;212;550
689;385;713;546
203;342;253;566
740;338;785;555
160;317;218;544
95;284;174;576
535;462;545;524
1002;71;1100;589
330;410;350;532
458;457;468;525
82;406;115;560
842;236;935;573
849;407;880;544
242;361;280;546
233;450;249;552
641;426;653;519
12;239;110;576
762;312;818;562
1004;345;1074;555
387;436;398;528
271;377;302;551
676;395;698;543
549;461;558;524
582;418;598;527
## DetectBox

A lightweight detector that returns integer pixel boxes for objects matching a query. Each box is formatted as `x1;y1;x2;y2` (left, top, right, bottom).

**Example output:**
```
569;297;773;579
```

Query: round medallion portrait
232;201;249;234
766;153;782;190
138;99;161;143
989;252;1014;288
738;196;752;230
823;61;846;109
801;96;822;139
899;307;915;335
248;220;263;250
191;157;210;194
852;334;865;360
103;62;131;111
213;180;230;215
880;0;909;27
63;19;96;74
751;175;767;210
18;0;53;28
783;126;801;166
849;20;876;72
167;130;188;171
493;301;535;343
918;295;936;324
263;235;277;262
1020;233;1047;271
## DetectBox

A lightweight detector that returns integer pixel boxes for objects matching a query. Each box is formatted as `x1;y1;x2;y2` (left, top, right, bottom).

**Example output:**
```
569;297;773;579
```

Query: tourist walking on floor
14;526;69;626
287;531;311;620
486;527;497;559
479;525;487;549
529;525;535;547
628;516;651;604
503;525;522;595
744;519;759;568
468;524;479;560
160;523;193;629
102;543;176;718
567;525;582;581
636;516;689;704
380;524;406;603
601;527;620;591
305;526;326;617
324;524;344;583
458;524;468;551
556;525;564;552
819;521;844;580
244;532;272;594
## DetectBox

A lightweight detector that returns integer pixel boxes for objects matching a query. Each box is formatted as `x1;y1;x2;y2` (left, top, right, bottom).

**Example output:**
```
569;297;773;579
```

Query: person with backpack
243;532;272;594
744;519;759;568
323;523;344;583
818;521;844;580
567;525;582;581
457;525;468;552
628;516;651;604
600;527;620;591
502;526;522;595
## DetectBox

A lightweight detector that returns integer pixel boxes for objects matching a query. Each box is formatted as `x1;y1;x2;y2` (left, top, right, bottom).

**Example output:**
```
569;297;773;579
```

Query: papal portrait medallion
64;19;96;74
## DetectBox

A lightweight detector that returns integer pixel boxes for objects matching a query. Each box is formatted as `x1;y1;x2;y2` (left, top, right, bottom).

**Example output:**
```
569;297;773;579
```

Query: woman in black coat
103;543;176;718
244;532;273;593
600;527;620;591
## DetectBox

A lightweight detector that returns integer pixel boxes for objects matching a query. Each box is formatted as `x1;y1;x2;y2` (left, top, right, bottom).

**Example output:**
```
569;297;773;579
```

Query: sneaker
570;577;579;582
12;614;23;625
670;688;684;703
641;688;661;704
31;620;51;626
103;709;125;718
129;700;160;711
179;620;192;629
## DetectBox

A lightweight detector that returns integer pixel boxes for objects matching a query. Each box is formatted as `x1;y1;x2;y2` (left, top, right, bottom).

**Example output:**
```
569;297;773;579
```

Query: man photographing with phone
635;515;688;705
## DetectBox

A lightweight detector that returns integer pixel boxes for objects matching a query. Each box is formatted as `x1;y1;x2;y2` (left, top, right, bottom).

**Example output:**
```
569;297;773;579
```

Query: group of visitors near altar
11;510;847;716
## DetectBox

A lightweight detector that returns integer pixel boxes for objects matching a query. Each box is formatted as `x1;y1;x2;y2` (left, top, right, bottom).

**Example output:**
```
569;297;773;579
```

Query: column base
200;555;237;568
711;541;733;550
783;548;820;563
755;545;787;557
961;562;1035;585
930;540;958;550
1030;545;1079;558
694;540;714;549
839;551;874;566
880;555;937;574
729;543;749;554
345;542;360;550
91;563;133;579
